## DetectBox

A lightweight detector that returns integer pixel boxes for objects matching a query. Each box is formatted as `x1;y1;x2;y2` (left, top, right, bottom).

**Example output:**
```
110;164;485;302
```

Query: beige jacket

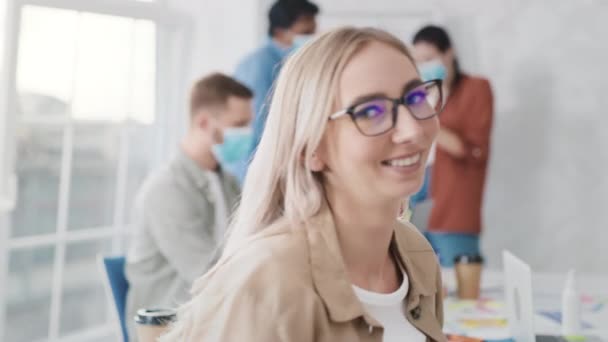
161;203;446;342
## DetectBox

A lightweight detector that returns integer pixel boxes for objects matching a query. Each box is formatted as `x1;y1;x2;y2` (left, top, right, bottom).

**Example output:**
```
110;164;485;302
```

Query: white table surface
441;268;608;340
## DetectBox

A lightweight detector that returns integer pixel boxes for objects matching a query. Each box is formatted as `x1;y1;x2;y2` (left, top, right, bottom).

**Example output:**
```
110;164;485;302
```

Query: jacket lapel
393;224;445;342
305;204;381;328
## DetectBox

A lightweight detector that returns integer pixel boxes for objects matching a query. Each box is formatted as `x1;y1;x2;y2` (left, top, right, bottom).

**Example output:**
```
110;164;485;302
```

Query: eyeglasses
328;79;444;137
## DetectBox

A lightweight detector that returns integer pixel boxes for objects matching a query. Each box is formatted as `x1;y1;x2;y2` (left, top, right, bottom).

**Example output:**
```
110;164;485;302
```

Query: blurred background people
125;73;251;340
233;0;319;183
411;25;494;267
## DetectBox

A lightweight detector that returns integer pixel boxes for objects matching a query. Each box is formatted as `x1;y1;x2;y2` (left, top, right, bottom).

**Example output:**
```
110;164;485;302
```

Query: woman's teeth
385;153;421;167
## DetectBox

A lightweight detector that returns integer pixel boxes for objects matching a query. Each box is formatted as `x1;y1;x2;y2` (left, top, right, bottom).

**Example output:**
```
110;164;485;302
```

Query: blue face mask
292;34;314;51
418;60;447;82
211;127;252;179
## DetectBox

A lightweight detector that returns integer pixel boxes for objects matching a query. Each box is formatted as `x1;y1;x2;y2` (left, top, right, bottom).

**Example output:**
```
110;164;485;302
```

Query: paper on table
537;311;594;329
459;318;508;329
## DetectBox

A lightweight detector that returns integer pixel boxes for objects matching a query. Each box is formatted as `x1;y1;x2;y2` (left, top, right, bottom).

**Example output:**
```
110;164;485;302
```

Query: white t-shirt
353;270;426;342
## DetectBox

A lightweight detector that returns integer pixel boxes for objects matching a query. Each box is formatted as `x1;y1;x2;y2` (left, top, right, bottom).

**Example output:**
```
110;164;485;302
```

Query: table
442;268;608;340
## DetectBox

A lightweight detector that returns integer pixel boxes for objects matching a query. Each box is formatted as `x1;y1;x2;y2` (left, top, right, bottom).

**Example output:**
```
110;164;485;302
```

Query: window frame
0;0;192;340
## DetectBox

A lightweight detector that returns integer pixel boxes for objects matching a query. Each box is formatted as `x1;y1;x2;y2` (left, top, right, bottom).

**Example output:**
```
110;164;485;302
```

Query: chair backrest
99;255;129;342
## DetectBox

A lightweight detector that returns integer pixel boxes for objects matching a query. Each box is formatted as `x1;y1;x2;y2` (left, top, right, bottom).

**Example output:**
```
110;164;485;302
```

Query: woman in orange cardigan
412;25;494;267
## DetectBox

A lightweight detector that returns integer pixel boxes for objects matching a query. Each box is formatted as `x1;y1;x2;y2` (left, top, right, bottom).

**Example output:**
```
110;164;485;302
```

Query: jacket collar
305;202;440;336
176;149;211;188
175;149;229;206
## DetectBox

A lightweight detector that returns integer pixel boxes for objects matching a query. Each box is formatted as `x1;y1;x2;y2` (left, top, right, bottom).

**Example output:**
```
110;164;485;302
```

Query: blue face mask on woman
418;59;447;82
212;127;252;177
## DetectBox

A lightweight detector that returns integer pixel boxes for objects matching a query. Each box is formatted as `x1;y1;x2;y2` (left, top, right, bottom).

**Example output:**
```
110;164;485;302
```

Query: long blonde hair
224;27;414;254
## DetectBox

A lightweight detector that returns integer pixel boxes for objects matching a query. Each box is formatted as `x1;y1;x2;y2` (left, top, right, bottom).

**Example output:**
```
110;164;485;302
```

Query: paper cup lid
134;308;177;326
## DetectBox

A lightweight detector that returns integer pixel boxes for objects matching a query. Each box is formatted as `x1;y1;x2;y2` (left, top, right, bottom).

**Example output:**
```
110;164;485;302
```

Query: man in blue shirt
234;0;319;183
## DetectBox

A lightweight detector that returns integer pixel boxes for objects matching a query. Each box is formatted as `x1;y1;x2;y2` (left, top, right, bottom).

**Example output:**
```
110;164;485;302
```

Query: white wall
165;0;261;85
0;0;6;69
452;0;608;274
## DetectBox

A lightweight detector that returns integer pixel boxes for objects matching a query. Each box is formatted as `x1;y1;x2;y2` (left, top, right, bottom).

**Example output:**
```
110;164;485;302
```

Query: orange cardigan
428;75;494;234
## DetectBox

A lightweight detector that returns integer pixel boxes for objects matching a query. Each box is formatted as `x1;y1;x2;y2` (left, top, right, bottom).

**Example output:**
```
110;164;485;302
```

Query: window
0;0;187;341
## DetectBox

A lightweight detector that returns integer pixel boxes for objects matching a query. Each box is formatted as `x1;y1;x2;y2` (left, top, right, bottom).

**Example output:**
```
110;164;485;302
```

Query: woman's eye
354;104;386;119
405;90;427;106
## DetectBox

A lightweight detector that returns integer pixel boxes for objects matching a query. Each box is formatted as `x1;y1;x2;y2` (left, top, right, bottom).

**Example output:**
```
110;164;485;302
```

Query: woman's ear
309;151;325;172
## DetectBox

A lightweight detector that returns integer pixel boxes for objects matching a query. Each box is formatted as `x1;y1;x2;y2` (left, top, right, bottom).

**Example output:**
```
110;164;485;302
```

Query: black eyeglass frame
328;79;444;137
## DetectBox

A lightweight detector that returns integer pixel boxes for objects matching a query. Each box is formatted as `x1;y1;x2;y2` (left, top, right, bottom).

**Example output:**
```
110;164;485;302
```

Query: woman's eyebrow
345;78;424;108
346;92;389;108
402;78;424;94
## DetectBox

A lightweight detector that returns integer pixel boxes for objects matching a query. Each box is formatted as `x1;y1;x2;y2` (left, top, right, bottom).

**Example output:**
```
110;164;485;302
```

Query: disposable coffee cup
454;254;483;300
134;308;177;342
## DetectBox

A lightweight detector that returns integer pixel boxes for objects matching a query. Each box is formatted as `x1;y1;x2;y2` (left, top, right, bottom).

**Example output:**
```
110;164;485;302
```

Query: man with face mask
234;0;319;183
125;73;252;341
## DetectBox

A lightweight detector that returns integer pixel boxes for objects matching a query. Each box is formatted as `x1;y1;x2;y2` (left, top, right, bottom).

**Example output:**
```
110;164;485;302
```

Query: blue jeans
424;231;481;267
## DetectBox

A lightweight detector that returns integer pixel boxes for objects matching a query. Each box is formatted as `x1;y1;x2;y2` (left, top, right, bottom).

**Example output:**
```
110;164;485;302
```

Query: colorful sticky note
459;318;508;329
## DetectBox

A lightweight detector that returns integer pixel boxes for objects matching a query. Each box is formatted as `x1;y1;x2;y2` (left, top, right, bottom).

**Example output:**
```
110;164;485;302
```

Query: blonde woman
162;27;446;342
